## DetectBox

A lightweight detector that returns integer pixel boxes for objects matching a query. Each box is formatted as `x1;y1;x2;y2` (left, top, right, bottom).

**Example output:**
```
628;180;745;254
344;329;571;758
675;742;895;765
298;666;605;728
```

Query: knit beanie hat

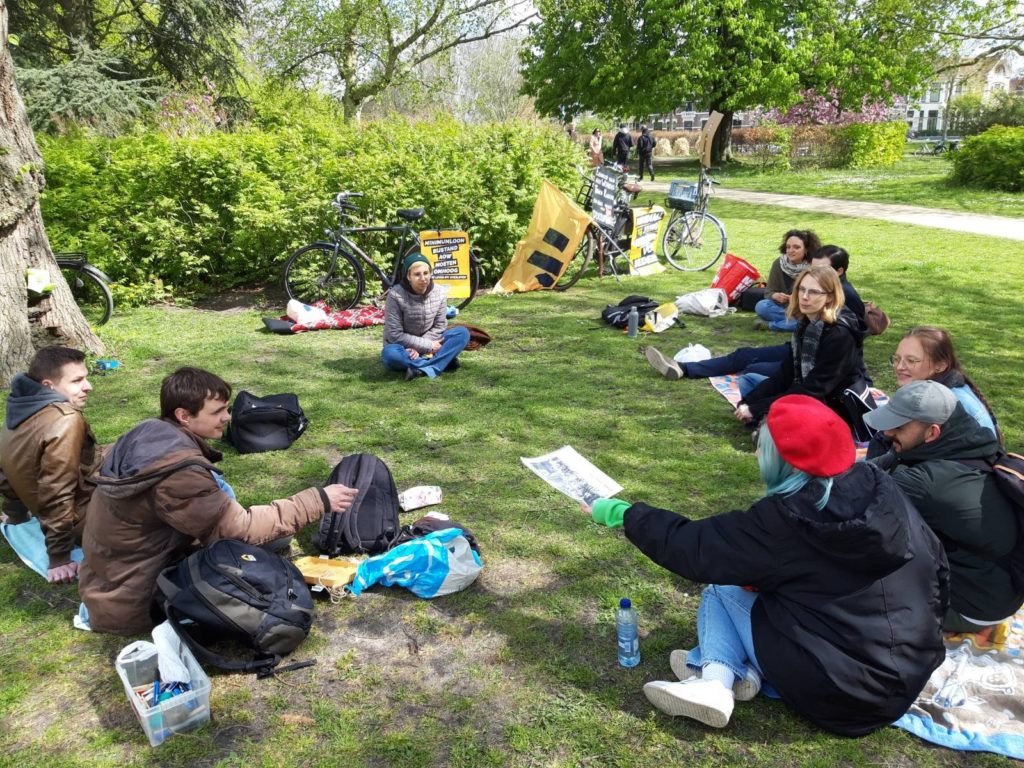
765;395;855;478
402;252;431;277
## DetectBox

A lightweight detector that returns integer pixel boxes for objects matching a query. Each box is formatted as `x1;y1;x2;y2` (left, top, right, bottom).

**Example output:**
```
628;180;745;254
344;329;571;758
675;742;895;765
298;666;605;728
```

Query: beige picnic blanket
894;609;1024;758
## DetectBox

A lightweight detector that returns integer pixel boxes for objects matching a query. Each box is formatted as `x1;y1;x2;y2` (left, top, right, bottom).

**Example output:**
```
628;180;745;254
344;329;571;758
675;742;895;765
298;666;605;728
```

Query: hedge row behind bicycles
283;192;481;312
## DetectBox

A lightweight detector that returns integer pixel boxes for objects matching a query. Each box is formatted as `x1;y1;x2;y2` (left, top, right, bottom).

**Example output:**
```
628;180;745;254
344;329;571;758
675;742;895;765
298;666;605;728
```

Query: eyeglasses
797;287;827;297
890;355;924;367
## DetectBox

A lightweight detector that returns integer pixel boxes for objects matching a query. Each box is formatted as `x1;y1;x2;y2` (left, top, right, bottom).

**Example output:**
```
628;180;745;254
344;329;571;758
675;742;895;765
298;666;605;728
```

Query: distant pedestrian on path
589;129;604;167
612;124;633;169
636;126;656;181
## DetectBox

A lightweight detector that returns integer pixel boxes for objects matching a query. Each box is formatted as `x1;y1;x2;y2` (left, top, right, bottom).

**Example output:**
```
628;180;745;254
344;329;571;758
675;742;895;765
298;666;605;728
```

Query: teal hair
757;424;833;511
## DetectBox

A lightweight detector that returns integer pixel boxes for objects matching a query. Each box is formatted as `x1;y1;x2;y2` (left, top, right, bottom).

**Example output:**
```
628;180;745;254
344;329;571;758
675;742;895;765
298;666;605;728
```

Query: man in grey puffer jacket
382;253;469;380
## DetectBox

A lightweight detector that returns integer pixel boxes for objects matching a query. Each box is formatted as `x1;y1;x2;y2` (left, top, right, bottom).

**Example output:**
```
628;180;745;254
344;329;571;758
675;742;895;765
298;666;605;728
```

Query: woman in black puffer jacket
736;264;872;439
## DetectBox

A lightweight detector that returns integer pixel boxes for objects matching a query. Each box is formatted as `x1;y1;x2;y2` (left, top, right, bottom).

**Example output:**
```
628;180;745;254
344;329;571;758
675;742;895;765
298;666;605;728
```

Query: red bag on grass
710;254;760;305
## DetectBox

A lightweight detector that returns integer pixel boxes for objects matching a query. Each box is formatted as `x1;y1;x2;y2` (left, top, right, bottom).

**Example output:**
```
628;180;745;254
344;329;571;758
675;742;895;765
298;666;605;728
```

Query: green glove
591;498;630;528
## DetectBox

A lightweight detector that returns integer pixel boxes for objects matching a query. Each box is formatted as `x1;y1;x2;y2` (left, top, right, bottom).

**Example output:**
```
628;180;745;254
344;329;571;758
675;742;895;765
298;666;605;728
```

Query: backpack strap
163;603;282;676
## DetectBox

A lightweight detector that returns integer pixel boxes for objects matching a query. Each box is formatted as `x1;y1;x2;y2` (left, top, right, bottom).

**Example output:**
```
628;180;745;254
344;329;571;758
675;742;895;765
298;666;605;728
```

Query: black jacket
623;461;948;736
612;130;633;157
876;404;1023;621
742;306;868;424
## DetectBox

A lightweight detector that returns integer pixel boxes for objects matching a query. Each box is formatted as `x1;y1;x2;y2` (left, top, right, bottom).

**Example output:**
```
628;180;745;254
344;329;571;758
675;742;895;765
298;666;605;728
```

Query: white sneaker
668;650;762;701
643;679;734;727
645;346;684;380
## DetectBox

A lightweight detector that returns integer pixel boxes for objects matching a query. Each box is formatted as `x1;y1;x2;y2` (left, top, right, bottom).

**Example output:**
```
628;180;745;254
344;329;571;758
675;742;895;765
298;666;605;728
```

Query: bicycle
555;164;642;291
54;252;114;326
283;192;482;311
659;165;728;272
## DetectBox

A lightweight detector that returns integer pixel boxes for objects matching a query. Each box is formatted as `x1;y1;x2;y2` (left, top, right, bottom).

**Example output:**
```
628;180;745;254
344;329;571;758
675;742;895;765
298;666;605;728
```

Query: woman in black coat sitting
586;395;948;734
735;264;873;440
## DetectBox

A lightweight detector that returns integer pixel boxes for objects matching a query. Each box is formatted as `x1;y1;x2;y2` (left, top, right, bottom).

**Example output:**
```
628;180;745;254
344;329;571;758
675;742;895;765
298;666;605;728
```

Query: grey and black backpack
156;539;315;677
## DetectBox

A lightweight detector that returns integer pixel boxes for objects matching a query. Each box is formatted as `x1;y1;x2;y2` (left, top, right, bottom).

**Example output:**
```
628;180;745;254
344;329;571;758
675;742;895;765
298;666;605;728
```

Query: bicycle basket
667;181;698;212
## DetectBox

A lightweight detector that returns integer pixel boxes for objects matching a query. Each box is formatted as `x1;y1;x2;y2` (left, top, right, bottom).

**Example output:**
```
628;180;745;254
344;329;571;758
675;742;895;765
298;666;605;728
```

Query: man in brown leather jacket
0;347;100;584
79;367;358;635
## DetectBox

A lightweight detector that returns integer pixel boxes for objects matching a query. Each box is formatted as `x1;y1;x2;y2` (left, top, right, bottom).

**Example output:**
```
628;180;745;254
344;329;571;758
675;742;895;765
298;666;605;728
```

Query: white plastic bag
286;299;328;325
674;288;732;318
674;344;712;364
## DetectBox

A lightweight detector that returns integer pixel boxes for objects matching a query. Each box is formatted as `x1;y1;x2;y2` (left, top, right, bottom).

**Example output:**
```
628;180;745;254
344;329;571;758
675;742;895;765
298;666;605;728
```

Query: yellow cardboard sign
628;206;667;276
493;180;592;293
419;230;471;299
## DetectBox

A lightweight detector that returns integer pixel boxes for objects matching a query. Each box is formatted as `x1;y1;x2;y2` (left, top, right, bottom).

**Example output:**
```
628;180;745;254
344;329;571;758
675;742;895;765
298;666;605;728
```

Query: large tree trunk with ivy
0;2;102;388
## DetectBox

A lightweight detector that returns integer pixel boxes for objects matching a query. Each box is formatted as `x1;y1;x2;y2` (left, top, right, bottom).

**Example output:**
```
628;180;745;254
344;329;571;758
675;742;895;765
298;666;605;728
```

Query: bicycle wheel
554;228;594;291
284;243;364;310
59;263;113;326
452;253;482;311
661;211;727;272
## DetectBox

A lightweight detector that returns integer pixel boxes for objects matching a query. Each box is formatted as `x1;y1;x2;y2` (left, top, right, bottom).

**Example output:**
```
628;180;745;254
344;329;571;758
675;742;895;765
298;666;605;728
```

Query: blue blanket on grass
0;517;84;579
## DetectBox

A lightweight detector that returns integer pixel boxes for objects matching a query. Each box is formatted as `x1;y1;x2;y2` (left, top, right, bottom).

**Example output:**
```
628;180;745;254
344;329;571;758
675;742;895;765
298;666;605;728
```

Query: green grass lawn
1;201;1022;767
654;154;1024;219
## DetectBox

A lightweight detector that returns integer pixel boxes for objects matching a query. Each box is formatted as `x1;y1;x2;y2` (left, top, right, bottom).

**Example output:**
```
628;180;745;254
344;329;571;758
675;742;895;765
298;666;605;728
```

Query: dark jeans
682;344;789;379
638;153;654;180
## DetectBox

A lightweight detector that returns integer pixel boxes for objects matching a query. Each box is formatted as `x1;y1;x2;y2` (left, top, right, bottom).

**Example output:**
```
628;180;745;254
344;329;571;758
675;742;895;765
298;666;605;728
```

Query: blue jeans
682;344;788;380
738;372;768;398
683;585;767;685
381;326;470;378
755;299;797;332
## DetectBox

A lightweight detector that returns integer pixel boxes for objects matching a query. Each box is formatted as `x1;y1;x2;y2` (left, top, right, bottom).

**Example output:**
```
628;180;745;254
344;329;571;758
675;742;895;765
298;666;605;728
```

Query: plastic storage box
116;642;211;746
667;180;699;211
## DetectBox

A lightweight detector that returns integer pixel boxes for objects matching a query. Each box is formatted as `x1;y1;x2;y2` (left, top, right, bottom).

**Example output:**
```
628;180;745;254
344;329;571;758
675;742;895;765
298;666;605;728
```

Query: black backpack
225;391;308;454
156;539;315;677
958;452;1024;591
313;453;400;556
601;295;660;328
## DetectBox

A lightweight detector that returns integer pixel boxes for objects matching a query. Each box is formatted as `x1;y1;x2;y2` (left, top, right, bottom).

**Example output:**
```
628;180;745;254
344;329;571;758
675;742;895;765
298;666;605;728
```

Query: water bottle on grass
627;306;639;338
616;597;640;667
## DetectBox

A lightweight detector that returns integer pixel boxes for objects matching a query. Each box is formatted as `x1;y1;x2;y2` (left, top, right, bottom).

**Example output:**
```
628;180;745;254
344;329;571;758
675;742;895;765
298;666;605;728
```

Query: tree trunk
0;2;102;388
711;109;734;165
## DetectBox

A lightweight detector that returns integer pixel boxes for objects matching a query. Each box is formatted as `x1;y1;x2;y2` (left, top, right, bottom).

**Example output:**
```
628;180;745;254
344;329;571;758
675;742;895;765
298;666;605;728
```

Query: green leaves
38;114;581;298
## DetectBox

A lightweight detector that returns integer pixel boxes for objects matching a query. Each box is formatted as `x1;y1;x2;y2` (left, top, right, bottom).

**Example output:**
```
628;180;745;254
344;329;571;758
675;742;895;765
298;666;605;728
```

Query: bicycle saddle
397;208;426;221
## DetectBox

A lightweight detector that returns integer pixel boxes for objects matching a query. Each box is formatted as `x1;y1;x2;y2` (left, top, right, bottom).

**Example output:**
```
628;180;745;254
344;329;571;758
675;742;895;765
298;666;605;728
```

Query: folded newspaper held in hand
521;446;623;505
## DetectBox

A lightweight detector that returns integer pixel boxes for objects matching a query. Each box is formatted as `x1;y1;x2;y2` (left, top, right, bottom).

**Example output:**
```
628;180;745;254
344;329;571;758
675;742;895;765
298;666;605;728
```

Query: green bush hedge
837;121;906;168
950;125;1024;192
39;118;581;300
730;121;904;169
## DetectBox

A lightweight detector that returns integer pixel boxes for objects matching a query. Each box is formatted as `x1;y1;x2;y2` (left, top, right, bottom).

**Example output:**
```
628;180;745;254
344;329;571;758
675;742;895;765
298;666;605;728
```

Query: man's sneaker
645;346;684;381
752;320;769;331
643;679;734;728
668;650;762;701
404;367;424;381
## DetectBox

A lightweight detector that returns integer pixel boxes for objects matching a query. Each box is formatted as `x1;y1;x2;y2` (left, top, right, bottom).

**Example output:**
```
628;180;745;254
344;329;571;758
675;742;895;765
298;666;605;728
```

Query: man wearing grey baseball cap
866;380;1023;633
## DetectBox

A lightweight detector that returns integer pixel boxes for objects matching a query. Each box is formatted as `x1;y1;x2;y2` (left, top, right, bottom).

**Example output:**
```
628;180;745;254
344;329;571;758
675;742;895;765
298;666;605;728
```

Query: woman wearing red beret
586;395;948;735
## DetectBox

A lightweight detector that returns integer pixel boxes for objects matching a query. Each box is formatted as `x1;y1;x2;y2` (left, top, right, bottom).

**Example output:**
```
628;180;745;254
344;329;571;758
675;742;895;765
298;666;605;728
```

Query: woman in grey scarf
753;230;821;332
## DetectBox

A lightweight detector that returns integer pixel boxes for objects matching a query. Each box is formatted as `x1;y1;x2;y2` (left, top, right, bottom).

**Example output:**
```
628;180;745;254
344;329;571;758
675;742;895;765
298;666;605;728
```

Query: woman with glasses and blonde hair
735;265;871;437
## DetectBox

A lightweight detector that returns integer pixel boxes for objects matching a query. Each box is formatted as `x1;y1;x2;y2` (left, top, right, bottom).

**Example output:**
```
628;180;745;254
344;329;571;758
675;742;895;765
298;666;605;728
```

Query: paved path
640;182;1024;241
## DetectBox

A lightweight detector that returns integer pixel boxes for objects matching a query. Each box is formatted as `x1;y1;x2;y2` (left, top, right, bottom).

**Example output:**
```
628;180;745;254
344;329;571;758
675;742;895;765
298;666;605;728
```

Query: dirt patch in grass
192;286;287;313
